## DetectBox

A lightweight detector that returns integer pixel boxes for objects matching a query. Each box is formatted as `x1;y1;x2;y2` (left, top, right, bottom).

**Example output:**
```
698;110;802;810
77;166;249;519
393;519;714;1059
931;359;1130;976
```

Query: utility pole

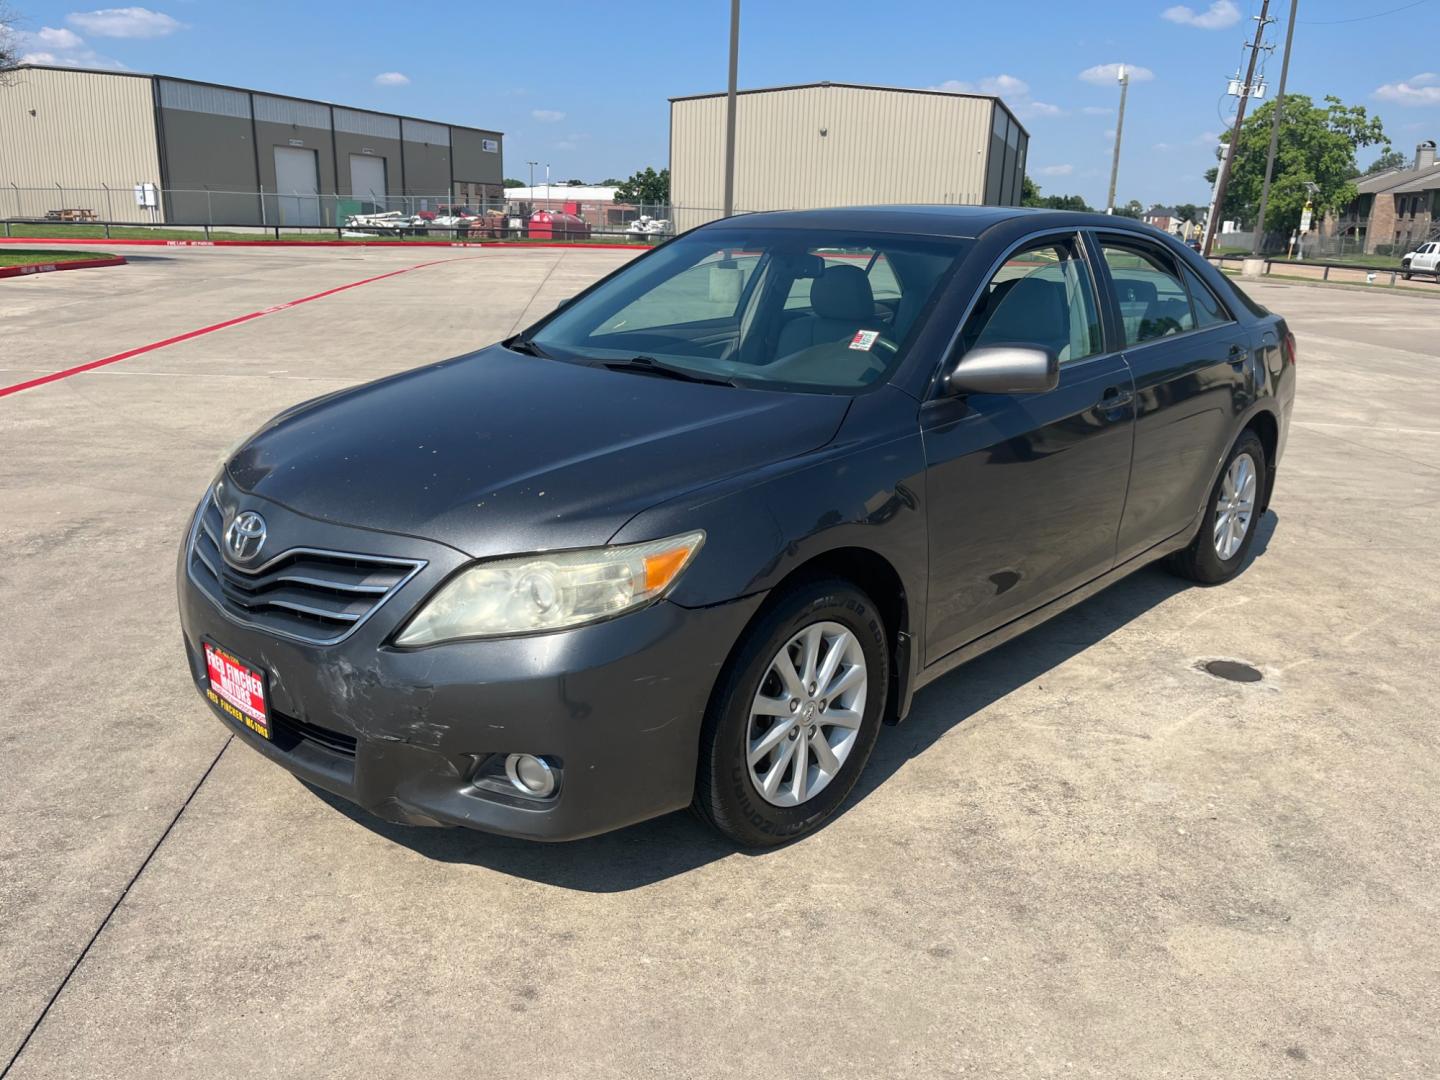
526;160;537;192
1203;0;1272;256
722;0;741;217
1106;66;1130;214
1252;0;1297;255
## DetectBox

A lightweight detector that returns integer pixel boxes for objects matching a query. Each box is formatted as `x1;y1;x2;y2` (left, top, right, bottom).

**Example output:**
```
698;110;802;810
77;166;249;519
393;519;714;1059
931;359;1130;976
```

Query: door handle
1228;344;1249;367
1098;385;1133;411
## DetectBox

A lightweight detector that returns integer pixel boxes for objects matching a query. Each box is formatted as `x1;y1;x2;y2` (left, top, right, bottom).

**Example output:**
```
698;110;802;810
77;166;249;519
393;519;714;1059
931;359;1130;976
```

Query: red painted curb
0;255;127;278
0;255;480;400
0;236;647;251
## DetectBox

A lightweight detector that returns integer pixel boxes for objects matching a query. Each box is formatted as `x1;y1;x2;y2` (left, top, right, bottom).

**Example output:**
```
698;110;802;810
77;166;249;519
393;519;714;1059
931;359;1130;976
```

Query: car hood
226;345;850;557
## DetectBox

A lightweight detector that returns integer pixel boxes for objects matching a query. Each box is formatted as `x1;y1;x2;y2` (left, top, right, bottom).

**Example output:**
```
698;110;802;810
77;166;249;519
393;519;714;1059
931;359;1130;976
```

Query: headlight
394;531;705;645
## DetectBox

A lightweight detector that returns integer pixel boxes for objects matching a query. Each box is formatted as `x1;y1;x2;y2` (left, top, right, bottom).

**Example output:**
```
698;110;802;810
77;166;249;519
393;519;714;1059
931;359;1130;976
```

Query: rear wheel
1167;430;1266;585
694;580;888;847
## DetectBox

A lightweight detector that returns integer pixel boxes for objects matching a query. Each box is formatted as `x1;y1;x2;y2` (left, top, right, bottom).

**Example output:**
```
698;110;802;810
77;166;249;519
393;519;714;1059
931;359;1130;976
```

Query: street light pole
527;160;537;192
1252;0;1298;255
722;0;741;218
1106;66;1130;214
1203;0;1272;257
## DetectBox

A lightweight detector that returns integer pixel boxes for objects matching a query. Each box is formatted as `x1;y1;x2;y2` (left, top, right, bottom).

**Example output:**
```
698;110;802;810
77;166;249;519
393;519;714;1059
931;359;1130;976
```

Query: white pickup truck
1401;241;1440;279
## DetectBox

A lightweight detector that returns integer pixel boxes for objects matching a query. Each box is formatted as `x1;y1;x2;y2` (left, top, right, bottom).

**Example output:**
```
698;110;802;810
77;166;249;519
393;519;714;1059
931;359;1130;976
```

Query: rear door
1094;233;1256;561
921;232;1135;663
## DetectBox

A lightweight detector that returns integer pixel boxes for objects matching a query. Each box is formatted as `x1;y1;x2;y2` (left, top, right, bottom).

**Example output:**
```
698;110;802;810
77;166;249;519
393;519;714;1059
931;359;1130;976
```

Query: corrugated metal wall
0;67;160;221
670;85;1002;232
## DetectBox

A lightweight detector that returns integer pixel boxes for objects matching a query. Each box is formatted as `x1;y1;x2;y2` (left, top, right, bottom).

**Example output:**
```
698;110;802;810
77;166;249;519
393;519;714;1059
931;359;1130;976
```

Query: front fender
609;388;928;614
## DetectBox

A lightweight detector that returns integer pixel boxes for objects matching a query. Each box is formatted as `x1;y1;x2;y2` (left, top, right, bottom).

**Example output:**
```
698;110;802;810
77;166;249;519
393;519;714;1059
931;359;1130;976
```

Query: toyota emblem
225;511;267;561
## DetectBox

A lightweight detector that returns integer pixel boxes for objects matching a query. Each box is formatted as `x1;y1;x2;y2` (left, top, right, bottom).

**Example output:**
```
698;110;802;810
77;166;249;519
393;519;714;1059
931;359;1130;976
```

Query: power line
1301;0;1432;23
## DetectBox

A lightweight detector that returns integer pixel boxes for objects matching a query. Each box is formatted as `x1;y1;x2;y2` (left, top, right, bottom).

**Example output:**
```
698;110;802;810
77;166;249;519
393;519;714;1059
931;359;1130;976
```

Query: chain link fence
0;184;717;243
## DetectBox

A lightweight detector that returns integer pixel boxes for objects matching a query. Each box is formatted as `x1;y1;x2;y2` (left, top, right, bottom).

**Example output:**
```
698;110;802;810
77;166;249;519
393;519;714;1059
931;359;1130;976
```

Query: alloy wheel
1213;452;1258;561
746;621;868;808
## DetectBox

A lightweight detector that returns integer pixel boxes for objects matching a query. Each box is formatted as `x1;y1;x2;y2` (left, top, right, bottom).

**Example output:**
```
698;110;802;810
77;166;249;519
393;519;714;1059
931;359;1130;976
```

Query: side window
1180;264;1232;328
962;237;1102;364
1101;241;1195;345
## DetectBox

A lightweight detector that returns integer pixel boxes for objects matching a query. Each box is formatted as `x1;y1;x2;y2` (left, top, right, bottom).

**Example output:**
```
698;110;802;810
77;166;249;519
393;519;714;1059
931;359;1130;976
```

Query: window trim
1177;259;1236;329
927;228;1112;401
1090;230;1235;353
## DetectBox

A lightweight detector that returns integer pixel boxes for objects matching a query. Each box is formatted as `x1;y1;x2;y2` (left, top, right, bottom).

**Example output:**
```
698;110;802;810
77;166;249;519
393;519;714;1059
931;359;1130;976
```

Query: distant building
0;65;504;225
1323;141;1440;253
668;81;1028;233
1143;205;1183;235
503;185;642;229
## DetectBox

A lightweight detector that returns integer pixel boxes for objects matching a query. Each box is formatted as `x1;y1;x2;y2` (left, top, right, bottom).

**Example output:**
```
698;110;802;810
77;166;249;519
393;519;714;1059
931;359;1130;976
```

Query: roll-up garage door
273;146;321;226
349;154;387;212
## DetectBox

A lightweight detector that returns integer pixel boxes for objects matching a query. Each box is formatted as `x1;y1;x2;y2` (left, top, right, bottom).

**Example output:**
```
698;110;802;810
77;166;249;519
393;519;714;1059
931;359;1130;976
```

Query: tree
612;167;669;206
1173;202;1202;224
599;178;623;186
1;3;20;83
503;178;525;188
565;178;586;186
1365;149;1407;175
1021;176;1094;212
1203;94;1388;237
1114;199;1144;219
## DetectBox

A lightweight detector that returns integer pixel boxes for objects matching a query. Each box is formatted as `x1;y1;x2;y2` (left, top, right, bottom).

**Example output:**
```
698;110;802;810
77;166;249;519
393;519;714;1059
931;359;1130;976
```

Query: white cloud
1082;105;1113;116
532;109;566;123
18;27;125;68
373;71;410;86
1375;73;1440;106
66;7;182;38
1035;164;1075;176
1161;1;1241;30
35;26;85;49
1017;100;1064;119
1079;63;1156;86
932;74;1064;119
1153;142;1174;151
931;74;1029;97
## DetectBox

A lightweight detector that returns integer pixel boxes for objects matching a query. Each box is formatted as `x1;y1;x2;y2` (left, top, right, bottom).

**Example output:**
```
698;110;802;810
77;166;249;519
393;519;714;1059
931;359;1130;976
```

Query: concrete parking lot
2;246;1437;1080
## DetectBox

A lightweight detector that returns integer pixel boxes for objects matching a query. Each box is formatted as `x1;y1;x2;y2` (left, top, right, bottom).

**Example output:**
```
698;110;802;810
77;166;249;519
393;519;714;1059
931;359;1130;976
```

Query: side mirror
943;345;1059;396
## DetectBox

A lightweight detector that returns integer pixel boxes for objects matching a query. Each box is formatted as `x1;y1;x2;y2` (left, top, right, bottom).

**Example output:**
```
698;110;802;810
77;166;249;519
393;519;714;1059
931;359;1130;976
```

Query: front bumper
177;494;763;841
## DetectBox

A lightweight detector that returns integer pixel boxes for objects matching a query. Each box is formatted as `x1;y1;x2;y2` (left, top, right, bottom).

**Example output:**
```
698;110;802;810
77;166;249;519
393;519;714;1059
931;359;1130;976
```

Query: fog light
505;753;557;798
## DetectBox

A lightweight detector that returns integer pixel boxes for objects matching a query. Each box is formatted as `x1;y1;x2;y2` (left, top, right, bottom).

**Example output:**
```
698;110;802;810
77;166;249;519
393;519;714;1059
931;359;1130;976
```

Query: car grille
188;495;424;645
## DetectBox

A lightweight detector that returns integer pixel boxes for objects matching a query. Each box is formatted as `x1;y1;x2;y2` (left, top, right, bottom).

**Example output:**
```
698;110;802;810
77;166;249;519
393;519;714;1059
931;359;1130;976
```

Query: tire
1167;429;1267;585
1403;264;1413;280
694;579;888;847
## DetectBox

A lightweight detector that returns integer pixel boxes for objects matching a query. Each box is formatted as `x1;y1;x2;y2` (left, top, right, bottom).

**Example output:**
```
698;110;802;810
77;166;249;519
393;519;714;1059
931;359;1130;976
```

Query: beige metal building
669;81;1028;232
0;65;504;225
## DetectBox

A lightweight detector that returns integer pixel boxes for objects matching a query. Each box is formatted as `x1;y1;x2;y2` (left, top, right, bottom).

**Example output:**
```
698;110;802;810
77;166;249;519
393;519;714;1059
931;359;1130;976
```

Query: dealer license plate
204;641;271;740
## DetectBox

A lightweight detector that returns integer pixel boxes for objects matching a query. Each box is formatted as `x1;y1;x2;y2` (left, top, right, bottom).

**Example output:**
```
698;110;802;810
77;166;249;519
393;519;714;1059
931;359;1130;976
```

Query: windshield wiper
600;355;738;387
507;336;551;358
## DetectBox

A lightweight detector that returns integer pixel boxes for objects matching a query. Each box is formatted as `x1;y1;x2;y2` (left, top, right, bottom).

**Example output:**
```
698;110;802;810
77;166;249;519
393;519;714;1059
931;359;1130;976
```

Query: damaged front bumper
176;494;763;841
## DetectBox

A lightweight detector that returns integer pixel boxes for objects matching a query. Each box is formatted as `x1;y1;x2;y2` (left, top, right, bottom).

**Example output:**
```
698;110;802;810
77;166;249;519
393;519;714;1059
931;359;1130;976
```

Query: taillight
1282;331;1297;366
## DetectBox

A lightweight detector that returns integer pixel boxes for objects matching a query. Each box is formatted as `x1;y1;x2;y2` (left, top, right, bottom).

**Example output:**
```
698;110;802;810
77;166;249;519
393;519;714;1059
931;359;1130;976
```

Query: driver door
920;232;1136;663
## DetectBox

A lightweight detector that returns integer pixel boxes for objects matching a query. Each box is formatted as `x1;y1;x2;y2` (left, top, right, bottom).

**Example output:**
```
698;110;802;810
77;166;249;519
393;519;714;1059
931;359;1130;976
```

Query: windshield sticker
849;330;879;352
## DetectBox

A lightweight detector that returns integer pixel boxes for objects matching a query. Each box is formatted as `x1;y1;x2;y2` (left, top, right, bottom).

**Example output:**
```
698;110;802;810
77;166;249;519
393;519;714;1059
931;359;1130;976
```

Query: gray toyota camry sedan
178;206;1295;846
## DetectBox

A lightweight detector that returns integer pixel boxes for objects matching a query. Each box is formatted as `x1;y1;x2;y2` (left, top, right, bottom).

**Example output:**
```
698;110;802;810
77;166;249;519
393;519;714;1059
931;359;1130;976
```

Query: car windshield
527;227;969;392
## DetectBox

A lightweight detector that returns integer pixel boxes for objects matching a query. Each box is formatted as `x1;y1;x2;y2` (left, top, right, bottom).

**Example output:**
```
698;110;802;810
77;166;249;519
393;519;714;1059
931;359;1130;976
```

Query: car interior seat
776;265;880;357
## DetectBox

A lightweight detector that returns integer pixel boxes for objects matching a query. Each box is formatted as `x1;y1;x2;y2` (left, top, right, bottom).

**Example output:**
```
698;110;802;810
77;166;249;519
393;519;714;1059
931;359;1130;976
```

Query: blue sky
10;0;1440;207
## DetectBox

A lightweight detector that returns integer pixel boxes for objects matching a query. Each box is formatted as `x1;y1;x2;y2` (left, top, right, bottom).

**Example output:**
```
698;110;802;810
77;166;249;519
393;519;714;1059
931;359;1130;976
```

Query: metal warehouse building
0;65;504;226
669;82;1028;232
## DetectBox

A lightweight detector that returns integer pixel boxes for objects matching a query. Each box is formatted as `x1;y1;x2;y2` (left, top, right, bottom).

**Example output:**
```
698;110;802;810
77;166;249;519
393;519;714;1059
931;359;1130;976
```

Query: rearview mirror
944;345;1059;396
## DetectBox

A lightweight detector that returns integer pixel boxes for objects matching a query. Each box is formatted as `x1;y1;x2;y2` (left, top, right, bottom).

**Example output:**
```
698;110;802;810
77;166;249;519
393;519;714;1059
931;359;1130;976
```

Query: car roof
704;205;1167;241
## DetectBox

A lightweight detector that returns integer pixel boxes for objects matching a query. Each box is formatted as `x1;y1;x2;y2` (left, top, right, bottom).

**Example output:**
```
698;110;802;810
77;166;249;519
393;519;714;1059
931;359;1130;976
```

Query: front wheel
694;580;888;847
1167;430;1267;585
